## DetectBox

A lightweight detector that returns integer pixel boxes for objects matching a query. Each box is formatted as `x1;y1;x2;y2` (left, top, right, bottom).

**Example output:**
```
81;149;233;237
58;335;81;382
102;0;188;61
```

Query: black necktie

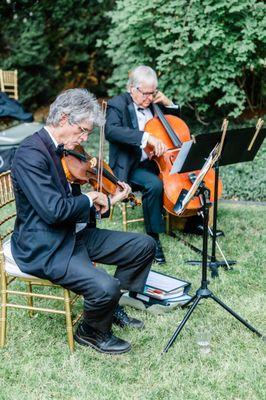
137;107;145;115
55;144;87;161
55;143;65;158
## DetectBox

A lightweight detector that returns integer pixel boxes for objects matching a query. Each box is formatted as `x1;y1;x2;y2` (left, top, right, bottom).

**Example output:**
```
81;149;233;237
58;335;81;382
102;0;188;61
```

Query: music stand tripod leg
210;293;263;337
181;293;197;309
163;295;201;354
163;185;263;354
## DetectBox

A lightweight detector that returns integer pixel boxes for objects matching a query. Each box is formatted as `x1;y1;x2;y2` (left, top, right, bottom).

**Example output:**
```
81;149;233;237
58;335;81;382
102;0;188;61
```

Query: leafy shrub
0;0;113;108
106;0;265;120
221;142;265;201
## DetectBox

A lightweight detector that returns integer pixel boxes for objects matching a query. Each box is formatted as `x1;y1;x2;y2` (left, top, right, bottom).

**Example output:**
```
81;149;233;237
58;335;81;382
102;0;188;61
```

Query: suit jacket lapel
127;102;139;130
126;93;155;128
37;128;70;195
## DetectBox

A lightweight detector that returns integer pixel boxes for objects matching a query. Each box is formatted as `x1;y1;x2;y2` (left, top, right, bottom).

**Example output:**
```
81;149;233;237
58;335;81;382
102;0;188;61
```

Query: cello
144;103;222;217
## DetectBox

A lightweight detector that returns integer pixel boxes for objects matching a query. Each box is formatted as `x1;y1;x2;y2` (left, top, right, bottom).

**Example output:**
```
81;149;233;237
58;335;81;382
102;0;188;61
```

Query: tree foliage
105;0;266;120
0;0;113;108
1;0;265;120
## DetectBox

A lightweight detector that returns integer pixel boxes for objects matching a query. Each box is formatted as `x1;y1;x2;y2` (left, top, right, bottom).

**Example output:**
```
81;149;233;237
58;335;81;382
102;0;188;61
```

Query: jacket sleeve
13;143;91;226
160;104;180;117
105;103;144;147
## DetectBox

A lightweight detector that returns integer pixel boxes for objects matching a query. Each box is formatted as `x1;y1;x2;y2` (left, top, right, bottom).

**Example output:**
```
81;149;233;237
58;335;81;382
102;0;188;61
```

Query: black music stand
163;131;264;354
175;120;266;277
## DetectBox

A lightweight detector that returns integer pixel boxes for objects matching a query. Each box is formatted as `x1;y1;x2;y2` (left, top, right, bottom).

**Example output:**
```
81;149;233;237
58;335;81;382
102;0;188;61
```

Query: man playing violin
11;88;156;355
105;65;180;264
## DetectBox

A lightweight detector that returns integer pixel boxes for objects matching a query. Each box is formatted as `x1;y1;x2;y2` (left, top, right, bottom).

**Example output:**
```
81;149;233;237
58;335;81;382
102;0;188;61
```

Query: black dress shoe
184;224;224;237
210;229;224;237
74;322;131;354
113;306;144;329
183;223;204;236
154;239;166;264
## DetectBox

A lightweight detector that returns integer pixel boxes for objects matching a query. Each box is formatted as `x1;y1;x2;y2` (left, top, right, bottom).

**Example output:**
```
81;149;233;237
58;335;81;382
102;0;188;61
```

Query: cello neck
153;103;182;148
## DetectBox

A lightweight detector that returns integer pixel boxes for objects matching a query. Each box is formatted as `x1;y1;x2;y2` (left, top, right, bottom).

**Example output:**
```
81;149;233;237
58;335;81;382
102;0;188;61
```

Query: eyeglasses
136;87;158;98
69;120;93;137
68;117;94;138
76;123;93;136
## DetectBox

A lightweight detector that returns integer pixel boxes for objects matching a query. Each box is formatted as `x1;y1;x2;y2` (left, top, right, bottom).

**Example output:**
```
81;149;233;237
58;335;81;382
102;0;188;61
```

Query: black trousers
54;227;155;332
129;160;165;234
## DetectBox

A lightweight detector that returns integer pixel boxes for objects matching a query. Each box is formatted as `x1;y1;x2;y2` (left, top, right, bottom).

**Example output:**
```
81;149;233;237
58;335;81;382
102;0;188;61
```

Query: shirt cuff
84;193;93;207
141;131;150;149
166;102;179;108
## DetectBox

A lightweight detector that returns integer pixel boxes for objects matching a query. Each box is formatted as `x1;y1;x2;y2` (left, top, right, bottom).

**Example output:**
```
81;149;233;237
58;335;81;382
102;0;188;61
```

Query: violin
61;144;140;206
144;103;223;216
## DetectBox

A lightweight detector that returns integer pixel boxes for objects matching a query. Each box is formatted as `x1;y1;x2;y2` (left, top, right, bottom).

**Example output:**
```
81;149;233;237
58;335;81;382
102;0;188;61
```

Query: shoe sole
114;323;145;330
154;259;166;264
74;334;131;355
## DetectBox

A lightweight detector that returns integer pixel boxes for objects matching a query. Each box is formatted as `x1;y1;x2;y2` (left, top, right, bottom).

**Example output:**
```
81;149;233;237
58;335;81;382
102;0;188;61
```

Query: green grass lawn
0;203;265;400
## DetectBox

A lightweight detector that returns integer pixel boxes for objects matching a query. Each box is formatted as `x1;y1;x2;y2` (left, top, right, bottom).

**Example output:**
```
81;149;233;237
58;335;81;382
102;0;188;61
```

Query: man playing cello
105;65;181;264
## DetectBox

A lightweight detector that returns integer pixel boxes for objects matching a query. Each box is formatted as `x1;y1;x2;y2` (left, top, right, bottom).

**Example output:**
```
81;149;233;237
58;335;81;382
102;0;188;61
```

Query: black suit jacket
105;92;179;181
11;128;92;281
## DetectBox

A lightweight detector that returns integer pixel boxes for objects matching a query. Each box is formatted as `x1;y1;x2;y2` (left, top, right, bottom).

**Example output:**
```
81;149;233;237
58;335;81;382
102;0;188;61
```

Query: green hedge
106;0;265;120
221;141;265;201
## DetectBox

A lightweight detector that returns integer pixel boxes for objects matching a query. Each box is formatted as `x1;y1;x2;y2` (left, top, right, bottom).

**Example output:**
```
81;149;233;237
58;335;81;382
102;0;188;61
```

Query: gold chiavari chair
0;171;81;352
109;194;175;234
109;194;144;232
0;69;18;100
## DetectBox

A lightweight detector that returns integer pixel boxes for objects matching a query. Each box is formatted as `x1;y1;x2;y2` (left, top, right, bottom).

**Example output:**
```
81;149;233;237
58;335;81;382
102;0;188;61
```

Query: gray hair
46;88;104;127
127;65;158;91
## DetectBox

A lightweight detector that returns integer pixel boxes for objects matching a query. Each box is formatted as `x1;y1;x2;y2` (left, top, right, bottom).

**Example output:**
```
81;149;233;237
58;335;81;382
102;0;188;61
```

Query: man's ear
59;114;68;127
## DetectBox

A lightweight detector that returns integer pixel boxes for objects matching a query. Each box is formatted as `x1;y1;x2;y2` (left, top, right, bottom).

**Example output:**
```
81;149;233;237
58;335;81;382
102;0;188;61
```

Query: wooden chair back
0;69;18;100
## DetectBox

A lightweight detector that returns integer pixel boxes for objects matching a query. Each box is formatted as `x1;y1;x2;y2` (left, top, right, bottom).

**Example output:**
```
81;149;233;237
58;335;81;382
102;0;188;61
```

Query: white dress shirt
133;103;153;162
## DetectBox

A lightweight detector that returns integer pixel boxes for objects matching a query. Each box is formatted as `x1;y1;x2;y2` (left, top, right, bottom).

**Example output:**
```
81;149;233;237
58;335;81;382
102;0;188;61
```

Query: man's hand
147;135;167;157
110;182;132;205
88;191;109;214
153;90;172;106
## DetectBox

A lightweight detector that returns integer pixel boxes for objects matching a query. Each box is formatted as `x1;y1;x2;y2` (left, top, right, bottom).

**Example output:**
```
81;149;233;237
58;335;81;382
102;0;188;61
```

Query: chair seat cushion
3;239;38;279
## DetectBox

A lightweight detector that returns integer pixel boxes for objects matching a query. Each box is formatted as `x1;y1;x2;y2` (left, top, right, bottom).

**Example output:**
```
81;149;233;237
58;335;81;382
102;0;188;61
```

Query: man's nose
80;133;88;141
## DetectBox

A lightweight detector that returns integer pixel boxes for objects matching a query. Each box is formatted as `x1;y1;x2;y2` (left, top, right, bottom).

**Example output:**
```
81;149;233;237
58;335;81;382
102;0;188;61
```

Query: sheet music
146;270;187;292
175;144;219;215
170;140;193;174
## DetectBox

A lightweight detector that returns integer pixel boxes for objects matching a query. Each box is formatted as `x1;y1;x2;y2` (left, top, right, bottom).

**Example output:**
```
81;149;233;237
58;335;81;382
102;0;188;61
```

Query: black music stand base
163;286;263;354
163;187;263;354
187;260;237;279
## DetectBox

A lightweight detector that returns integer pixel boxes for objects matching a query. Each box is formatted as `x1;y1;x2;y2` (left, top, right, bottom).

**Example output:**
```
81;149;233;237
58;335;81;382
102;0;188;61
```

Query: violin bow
97;100;107;193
